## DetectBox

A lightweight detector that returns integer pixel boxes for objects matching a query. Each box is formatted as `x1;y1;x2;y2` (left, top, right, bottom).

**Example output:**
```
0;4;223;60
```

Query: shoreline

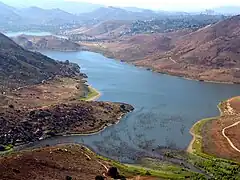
61;112;126;137
3;111;131;154
187;102;223;154
84;45;240;85
85;85;102;101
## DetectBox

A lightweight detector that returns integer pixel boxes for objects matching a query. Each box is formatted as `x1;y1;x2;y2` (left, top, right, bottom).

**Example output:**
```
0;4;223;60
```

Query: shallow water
24;50;240;162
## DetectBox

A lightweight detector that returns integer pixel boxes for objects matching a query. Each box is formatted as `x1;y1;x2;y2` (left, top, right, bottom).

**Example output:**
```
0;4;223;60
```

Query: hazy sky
67;0;240;10
2;0;240;11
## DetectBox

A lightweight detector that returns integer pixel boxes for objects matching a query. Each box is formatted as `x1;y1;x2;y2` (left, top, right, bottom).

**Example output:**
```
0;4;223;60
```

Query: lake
23;50;240;162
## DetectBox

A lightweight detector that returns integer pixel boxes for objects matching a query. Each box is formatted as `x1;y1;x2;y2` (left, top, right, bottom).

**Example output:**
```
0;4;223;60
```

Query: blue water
27;50;240;162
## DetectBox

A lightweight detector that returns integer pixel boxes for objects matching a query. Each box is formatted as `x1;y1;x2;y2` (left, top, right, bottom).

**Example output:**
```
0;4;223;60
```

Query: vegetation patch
0;144;13;153
97;155;205;179
188;102;240;179
80;86;100;101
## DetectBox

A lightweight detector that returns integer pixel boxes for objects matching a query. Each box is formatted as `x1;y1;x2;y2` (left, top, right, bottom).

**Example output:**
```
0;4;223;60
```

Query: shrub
95;175;105;180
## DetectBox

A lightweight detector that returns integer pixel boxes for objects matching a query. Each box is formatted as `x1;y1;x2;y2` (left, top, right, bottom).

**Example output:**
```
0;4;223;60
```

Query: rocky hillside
0;102;133;146
12;35;82;51
0;33;80;89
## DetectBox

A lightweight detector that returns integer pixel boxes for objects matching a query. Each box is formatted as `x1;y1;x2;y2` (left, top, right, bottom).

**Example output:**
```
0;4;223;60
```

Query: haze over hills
0;2;21;24
212;6;240;15
16;6;80;24
0;0;103;14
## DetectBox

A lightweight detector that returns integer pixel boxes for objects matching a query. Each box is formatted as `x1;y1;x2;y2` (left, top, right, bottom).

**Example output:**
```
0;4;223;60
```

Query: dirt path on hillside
222;121;240;153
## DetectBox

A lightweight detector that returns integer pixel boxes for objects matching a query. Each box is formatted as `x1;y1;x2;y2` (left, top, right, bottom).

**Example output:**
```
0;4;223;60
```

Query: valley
1;1;240;179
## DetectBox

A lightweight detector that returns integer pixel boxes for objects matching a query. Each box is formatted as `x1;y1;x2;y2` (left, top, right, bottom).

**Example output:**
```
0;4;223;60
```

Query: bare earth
0;144;156;180
202;97;240;162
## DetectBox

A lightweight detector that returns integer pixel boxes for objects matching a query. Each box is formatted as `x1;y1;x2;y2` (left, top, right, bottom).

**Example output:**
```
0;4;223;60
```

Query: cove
23;50;240;162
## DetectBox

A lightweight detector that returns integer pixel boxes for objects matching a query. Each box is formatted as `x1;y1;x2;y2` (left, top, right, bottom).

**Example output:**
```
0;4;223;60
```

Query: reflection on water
24;50;240;162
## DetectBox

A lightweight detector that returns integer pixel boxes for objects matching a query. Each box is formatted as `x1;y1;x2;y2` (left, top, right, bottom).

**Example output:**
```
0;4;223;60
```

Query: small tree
65;176;72;180
107;167;119;178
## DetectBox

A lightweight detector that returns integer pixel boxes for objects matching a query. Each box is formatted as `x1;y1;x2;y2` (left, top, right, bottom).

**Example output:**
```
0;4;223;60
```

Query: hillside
71;20;131;36
78;6;158;22
65;20;132;41
12;35;83;51
64;14;226;41
0;33;80;89
84;15;240;83
82;30;192;61
0;2;21;25
170;15;240;69
16;6;79;24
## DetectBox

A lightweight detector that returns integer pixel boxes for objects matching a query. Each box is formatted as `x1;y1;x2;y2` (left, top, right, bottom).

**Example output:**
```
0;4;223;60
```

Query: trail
222;121;240;153
169;57;177;64
82;152;108;171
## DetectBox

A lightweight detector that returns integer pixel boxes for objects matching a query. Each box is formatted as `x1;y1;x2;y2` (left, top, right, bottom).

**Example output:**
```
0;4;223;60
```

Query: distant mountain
1;0;103;14
0;33;80;89
78;6;158;21
213;6;240;15
0;2;21;23
122;7;149;12
16;6;79;24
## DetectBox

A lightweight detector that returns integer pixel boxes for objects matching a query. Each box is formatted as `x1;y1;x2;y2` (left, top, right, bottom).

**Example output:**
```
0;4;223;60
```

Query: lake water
25;50;240;162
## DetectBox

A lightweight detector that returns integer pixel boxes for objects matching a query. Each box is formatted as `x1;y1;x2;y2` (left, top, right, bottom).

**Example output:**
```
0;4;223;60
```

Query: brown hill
12;35;82;51
0;33;80;89
66;20;131;40
86;15;240;83
80;20;130;36
170;15;240;68
83;30;192;61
